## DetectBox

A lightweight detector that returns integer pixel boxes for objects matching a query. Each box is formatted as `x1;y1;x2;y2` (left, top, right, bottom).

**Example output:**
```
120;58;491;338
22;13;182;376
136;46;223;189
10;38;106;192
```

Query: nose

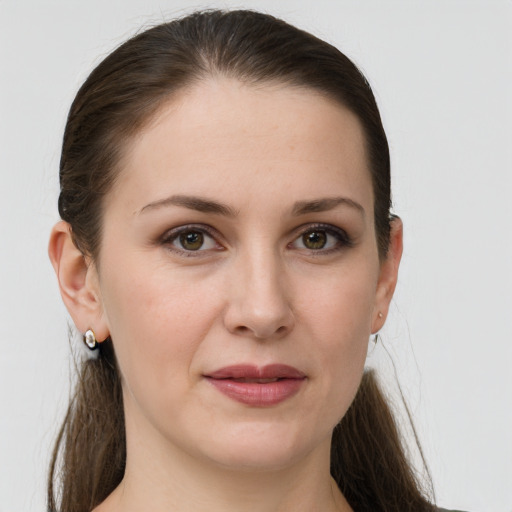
223;249;295;340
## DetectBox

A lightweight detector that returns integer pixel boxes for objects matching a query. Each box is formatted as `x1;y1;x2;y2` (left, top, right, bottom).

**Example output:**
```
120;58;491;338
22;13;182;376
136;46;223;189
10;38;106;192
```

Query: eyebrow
138;194;364;218
292;197;365;217
139;194;238;217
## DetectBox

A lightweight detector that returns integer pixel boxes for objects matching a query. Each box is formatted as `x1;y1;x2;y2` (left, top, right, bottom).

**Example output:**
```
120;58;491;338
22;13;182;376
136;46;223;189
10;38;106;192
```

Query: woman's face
89;79;398;470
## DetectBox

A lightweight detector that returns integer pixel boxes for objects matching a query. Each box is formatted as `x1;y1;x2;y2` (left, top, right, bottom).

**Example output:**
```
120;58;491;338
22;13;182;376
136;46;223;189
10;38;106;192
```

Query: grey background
1;1;511;511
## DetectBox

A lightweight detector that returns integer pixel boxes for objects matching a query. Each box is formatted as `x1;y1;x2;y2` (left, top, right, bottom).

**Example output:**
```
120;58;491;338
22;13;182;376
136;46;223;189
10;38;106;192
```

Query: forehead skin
104;79;373;236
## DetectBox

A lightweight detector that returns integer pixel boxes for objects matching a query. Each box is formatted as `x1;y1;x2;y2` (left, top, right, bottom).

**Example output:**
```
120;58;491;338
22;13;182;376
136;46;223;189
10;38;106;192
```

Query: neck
94;422;352;512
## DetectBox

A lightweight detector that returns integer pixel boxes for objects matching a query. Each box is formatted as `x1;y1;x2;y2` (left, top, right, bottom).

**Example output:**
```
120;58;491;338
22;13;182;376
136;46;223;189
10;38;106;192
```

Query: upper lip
205;364;306;380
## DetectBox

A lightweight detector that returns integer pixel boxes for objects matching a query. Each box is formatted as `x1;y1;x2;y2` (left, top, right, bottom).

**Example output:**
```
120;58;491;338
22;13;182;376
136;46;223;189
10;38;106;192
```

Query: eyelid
158;222;353;257
160;224;224;255
289;223;353;252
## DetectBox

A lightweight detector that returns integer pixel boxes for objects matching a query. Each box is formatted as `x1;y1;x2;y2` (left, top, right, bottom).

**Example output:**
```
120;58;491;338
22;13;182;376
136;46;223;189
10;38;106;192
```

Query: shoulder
437;508;469;512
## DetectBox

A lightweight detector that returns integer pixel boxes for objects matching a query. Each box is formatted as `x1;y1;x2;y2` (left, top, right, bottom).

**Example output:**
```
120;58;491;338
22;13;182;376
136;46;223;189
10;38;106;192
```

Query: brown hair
49;9;435;512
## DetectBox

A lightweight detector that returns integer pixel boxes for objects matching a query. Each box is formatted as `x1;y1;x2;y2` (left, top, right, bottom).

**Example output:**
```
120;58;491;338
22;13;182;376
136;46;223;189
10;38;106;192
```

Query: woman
47;9;462;512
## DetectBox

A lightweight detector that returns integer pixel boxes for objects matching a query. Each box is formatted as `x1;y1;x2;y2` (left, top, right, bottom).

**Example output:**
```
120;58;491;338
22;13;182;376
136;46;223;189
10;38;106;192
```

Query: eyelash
289;223;353;255
160;224;223;257
160;223;353;257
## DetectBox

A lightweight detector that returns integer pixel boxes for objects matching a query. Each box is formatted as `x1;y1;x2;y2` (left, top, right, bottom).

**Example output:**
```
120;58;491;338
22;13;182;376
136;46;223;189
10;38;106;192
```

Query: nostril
224;297;295;339
232;323;289;339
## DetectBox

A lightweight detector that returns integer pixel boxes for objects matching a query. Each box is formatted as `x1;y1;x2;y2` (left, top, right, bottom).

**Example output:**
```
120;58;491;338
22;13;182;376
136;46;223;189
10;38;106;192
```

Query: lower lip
205;378;305;406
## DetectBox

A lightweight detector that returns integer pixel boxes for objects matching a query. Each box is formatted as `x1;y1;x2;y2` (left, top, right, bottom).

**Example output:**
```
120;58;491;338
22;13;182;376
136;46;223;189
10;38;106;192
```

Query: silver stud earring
84;329;98;350
378;312;383;319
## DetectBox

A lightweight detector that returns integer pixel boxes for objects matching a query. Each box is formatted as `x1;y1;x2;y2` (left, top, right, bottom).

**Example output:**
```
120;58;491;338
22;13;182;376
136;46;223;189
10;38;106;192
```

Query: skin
49;79;402;512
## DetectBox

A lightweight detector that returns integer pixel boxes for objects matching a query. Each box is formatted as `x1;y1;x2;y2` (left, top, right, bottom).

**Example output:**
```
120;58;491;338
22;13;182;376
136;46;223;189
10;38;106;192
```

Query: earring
83;329;99;350
378;312;383;319
373;333;380;344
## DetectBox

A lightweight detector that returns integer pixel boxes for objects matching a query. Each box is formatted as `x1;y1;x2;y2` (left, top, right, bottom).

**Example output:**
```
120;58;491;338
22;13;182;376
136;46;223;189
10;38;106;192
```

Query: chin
196;420;326;472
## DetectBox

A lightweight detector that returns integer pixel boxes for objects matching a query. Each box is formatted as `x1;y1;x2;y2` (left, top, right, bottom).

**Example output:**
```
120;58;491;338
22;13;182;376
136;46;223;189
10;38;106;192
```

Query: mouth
204;364;306;406
230;377;280;383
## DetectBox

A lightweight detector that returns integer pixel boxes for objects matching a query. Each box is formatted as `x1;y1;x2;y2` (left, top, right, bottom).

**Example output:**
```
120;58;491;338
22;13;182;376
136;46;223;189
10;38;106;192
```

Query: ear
48;221;110;342
371;216;403;333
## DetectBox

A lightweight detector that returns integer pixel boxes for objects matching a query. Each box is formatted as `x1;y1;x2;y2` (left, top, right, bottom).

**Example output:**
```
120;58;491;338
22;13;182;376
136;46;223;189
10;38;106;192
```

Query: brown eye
163;225;221;255
179;231;204;251
302;230;327;249
290;224;351;253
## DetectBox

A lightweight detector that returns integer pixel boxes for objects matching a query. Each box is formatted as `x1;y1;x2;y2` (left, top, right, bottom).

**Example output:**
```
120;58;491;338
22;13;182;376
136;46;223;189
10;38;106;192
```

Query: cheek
297;262;377;344
297;264;377;412
98;256;223;399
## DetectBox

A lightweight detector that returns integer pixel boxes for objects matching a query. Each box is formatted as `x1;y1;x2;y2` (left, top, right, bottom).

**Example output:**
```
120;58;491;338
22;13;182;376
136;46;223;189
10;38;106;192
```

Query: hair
49;9;435;512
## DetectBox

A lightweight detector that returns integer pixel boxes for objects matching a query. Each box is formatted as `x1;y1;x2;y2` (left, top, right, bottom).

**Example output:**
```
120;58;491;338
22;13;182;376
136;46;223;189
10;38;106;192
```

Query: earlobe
372;216;403;333
48;221;109;342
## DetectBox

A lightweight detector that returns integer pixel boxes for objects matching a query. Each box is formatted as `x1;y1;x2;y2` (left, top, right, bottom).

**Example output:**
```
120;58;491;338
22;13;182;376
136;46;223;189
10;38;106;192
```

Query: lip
204;364;306;407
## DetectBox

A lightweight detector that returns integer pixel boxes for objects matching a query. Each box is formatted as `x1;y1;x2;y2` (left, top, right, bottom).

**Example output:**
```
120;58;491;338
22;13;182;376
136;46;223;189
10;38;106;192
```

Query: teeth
232;378;279;383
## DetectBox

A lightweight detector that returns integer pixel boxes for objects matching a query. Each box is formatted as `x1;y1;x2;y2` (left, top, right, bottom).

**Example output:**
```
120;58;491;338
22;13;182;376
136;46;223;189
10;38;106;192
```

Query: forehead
110;78;372;215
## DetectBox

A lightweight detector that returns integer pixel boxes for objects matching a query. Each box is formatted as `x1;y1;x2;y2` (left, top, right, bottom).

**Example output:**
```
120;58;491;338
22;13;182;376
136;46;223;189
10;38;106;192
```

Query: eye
301;230;329;250
178;231;206;251
290;225;351;253
162;226;221;254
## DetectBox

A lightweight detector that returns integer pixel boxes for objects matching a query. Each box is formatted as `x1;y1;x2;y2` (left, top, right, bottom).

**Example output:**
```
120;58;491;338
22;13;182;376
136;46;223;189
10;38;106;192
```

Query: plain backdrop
1;1;511;511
